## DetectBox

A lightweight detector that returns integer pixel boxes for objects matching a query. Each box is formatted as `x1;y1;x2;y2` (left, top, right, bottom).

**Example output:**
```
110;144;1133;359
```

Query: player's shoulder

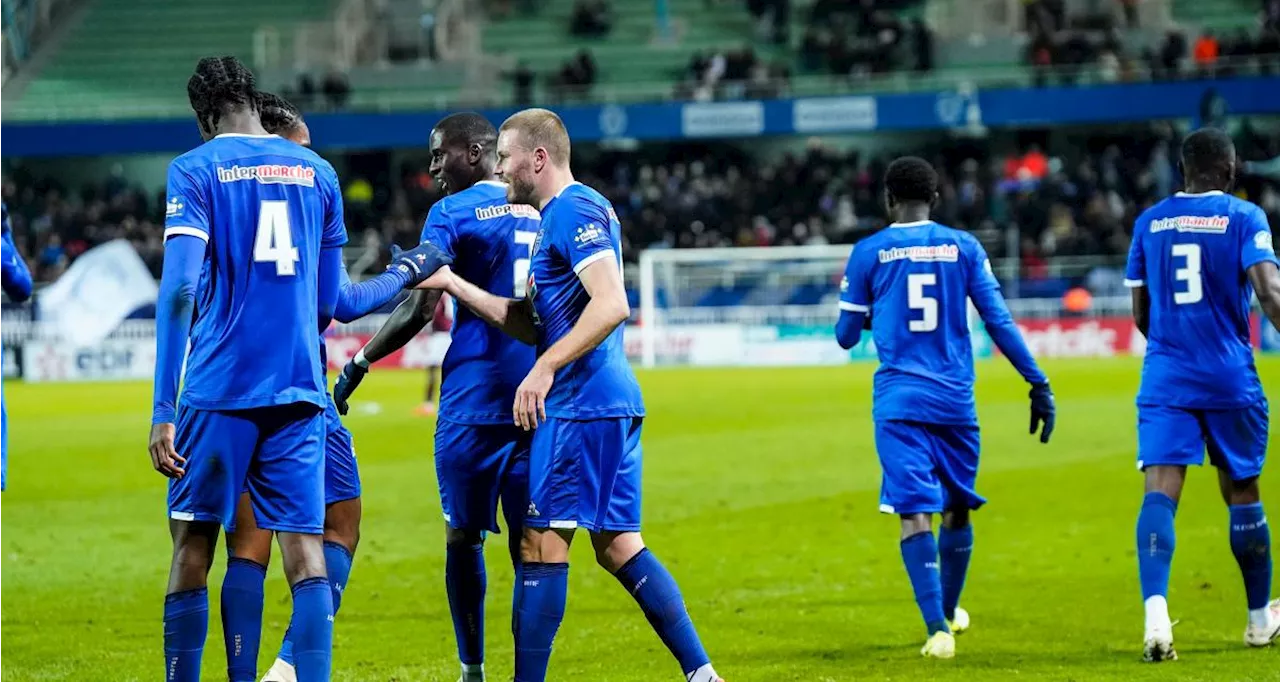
1223;193;1267;222
440;181;507;213
561;182;615;219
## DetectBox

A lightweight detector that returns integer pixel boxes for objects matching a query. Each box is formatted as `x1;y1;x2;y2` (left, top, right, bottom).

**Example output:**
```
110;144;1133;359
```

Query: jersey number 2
1172;243;1203;305
513;229;537;297
908;273;938;332
254;201;300;276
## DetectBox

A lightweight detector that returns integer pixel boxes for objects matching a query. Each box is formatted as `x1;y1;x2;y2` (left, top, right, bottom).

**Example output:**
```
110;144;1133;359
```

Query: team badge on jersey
166;196;185;218
1257;231;1274;253
574;222;609;247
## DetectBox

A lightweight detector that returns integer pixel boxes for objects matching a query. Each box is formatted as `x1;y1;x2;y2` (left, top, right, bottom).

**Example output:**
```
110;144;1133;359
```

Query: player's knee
323;499;362;553
1143;465;1187;502
591;531;645;573
1222;475;1261;506
168;521;219;592
445;526;484;547
520;527;571;564
277;532;327;584
226;528;273;566
899;513;932;539
942;507;971;530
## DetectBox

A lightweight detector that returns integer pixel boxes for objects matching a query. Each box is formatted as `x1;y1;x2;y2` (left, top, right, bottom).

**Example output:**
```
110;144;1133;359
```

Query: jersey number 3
908;273;938;332
254;201;300;276
1172;243;1203;305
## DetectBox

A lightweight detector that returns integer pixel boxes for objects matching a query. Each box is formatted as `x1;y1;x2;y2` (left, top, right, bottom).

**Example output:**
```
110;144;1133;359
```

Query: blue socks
163;588;208;682
938;525;974;622
614;549;712;677
289;576;334;681
1137;492;1178;601
1229;502;1272;612
514;562;568;682
446;542;488;666
279;541;353;666
222;558;266;681
901;531;949;635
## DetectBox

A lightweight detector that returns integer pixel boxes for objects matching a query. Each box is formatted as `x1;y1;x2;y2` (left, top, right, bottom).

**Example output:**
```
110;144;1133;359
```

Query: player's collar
214;133;280;139
1175;190;1225;197
477;180;505;188
552;181;582;199
888;220;933;228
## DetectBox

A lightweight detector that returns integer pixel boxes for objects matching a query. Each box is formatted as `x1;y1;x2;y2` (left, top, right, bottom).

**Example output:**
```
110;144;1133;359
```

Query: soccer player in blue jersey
835;157;1055;659
414;108;723;682
332;112;539;682
149;61;444;682
1124;128;1280;661
2;203;33;492
207;92;442;682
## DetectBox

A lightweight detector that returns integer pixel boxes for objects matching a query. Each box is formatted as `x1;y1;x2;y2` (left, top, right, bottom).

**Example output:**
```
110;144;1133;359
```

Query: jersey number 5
513;229;537;298
908;273;938;332
254;201;300;276
1171;243;1203;305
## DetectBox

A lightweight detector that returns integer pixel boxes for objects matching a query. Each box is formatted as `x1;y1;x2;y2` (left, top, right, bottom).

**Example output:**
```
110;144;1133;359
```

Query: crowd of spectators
799;0;933;77
5;123;1278;288
676;47;792;101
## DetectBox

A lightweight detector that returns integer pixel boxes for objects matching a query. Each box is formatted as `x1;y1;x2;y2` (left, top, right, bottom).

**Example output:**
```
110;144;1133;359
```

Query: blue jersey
528;182;644;419
1125;190;1277;409
421;180;540;424
841;221;1002;426
163;134;347;411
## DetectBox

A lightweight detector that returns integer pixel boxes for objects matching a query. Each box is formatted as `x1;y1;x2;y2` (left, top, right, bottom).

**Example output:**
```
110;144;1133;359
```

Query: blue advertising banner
4;77;1277;157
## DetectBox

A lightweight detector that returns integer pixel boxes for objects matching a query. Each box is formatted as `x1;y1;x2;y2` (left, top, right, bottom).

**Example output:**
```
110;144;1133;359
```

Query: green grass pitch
2;358;1278;681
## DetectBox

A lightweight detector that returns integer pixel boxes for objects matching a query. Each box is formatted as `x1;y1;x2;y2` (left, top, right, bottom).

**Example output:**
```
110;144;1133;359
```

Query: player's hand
389;241;453;287
148;422;186;478
1029;382;1056;444
513;362;554;431
414;264;456;292
333;360;368;416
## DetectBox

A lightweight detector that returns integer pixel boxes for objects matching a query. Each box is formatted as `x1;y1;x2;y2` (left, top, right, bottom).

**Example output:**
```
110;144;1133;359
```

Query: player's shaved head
498;108;570;167
884;156;939;206
1180;127;1236;192
187;56;259;140
434;112;497;149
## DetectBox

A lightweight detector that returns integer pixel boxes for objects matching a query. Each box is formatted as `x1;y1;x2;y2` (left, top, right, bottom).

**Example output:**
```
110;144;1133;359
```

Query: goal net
634;245;878;368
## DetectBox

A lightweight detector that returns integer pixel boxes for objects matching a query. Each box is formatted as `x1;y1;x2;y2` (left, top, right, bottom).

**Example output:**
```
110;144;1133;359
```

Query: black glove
388;241;452;287
1029;381;1056;444
332;357;368;416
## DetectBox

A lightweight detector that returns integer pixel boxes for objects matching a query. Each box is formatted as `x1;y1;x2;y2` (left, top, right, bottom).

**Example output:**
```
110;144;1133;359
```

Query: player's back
166;134;346;411
1128;191;1271;408
423;180;539;423
858;221;983;425
531;182;643;419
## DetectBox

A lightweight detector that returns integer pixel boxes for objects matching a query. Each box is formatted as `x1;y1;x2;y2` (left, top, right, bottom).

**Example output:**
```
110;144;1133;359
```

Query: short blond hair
499;108;570;167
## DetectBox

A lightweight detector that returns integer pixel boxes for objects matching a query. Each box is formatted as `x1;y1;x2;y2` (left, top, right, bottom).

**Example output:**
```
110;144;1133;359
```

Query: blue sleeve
1240;204;1278;272
334;261;411;323
420;202;458;258
2;210;33;303
835;244;872;349
563;198;618;275
321;166;349;249
1124;218;1146;288
966;239;1047;386
151;235;206;424
162;162;212;242
317;246;342;332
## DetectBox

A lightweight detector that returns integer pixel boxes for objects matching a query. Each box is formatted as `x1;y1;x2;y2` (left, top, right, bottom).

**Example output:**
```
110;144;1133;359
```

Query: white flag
38;239;159;346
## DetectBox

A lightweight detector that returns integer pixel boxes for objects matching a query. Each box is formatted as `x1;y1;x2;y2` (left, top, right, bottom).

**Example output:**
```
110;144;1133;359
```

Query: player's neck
1182;182;1227;195
216;110;270;138
893;206;931;225
537;169;577;211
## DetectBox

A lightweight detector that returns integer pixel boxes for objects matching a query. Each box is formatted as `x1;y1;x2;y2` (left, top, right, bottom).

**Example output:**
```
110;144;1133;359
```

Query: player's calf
592;532;722;682
164;520;220;682
446;526;488;681
514;527;572;682
939;508;974;630
277;532;333;681
898;515;951;642
1220;474;1275;644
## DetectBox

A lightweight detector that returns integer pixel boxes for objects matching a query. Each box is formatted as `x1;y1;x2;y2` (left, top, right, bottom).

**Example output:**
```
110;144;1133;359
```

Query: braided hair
256;91;303;138
186;56;258;135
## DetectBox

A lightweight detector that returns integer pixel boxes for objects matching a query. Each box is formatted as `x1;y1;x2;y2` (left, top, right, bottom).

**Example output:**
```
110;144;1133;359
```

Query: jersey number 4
1172;243;1203;305
908;273;938;332
254;201;300;276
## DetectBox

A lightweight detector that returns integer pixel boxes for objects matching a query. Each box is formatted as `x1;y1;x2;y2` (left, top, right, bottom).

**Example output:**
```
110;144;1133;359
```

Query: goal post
635;244;855;368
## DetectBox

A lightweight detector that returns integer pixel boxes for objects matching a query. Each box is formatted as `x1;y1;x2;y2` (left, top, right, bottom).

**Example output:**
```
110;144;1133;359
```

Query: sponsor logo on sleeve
840;276;849;293
1256;230;1274;253
574;222;609;247
166;196;185;218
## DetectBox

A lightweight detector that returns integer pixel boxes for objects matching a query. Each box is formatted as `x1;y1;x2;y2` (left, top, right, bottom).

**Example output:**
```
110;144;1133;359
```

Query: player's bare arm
512;252;629;431
1247;261;1280;332
418;265;538;345
1131;284;1151;338
361;289;438;364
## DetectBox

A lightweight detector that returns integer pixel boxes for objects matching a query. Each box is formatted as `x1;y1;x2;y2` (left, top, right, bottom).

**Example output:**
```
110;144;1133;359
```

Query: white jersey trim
170;511;196;521
1174;190;1225;197
548;519;578;529
164;226;209;242
573;249;615;275
878;504;896;514
1123;279;1145;288
214;133;280;139
888;220;933;228
839;301;869;313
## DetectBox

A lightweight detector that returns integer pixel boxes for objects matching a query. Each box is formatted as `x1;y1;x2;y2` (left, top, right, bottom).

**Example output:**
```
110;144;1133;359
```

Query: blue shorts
169;403;326;534
435;418;531;534
1137;400;1269;481
323;397;361;505
875;420;985;516
526;416;643;533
